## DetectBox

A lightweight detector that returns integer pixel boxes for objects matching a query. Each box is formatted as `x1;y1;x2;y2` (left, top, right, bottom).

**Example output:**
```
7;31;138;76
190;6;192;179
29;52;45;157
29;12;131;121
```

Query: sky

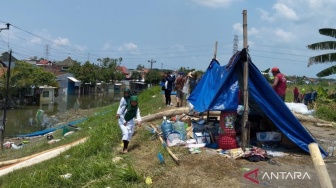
0;0;336;79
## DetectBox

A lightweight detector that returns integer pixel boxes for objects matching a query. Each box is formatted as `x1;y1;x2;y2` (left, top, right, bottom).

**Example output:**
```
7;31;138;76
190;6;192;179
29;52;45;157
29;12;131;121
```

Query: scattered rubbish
63;131;75;137
145;176;153;185
157;152;165;164
3;141;24;150
46;134;54;140
60;173;72;179
241;168;251;171
189;147;201;154
48;139;61;144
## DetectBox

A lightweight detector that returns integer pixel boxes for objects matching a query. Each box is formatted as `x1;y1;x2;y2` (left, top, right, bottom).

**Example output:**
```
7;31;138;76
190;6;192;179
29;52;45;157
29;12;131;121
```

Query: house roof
58;57;75;66
117;66;129;75
37;60;51;65
0;52;18;64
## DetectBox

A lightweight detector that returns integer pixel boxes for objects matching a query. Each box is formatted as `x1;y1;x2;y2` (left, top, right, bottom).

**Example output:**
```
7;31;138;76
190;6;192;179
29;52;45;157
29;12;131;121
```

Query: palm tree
307;28;336;77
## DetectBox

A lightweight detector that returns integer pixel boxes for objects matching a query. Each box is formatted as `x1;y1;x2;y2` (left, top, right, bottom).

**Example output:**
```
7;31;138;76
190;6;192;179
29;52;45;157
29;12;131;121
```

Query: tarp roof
188;50;328;157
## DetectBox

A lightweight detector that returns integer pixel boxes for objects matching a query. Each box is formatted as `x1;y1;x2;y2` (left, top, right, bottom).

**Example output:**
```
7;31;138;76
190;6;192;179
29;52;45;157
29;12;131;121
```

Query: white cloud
232;23;258;36
274;28;295;42
233;23;243;34
117;42;139;56
53;37;70;46
30;37;42;44
258;9;274;22
191;0;235;8
273;3;299;21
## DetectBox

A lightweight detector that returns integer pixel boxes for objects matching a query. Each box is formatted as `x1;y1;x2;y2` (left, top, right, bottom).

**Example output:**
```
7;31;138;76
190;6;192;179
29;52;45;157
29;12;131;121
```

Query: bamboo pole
207;41;218;122
150;124;180;165
241;10;249;151
308;143;333;188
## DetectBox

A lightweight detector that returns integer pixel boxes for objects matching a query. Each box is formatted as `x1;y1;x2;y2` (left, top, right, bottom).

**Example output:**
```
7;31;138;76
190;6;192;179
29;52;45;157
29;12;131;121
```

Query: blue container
161;120;173;141
173;118;187;141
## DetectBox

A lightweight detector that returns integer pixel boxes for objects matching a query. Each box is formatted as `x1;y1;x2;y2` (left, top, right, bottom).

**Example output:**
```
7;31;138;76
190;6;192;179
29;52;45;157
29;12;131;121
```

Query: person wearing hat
117;95;142;153
116;89;132;119
271;67;287;101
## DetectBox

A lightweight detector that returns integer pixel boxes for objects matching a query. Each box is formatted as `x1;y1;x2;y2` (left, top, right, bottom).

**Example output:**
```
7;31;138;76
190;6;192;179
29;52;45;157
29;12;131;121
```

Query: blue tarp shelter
188;50;328;157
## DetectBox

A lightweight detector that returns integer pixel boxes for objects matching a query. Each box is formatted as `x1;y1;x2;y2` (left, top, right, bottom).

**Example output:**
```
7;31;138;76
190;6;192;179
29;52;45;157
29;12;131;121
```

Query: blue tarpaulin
188;50;328;157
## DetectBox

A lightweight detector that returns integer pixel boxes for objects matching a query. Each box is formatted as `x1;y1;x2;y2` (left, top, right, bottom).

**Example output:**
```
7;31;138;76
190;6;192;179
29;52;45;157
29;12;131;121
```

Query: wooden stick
308;143;333;188
149;124;180;165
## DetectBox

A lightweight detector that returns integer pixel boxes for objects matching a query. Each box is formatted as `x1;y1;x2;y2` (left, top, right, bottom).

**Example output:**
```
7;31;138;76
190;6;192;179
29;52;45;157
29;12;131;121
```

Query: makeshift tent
188;50;328;157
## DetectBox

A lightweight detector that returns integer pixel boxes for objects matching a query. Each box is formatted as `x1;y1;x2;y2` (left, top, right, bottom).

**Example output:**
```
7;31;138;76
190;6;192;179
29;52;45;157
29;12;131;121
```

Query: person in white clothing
116;89;131;119
118;95;142;153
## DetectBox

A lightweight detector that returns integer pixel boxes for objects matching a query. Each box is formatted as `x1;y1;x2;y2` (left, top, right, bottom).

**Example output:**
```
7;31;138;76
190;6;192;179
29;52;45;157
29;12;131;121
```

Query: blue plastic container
173;116;187;141
161;119;173;141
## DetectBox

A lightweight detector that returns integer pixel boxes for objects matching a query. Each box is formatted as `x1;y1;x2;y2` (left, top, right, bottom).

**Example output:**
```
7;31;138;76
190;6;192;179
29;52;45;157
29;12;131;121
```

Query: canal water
1;92;123;138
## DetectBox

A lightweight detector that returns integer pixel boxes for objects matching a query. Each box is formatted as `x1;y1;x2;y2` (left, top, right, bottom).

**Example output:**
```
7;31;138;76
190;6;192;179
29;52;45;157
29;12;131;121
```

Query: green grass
0;86;165;188
286;84;336;121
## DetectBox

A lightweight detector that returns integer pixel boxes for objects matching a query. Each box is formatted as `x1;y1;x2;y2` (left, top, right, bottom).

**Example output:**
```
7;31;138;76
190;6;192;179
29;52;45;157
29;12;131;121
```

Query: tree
145;70;162;85
97;57;123;83
307;28;336;77
136;64;145;70
0;61;59;99
130;71;142;81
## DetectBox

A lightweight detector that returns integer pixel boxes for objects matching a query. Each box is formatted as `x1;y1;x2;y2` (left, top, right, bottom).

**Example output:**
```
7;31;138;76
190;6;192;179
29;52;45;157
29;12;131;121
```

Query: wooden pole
150;124;180;165
308;143;333;188
207;41;218;121
241;10;249;151
213;41;218;60
1;50;12;151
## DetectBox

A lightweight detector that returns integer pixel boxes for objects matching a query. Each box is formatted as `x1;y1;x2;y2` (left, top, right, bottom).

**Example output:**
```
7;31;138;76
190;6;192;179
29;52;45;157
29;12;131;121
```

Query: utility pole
0;23;10;151
148;59;156;69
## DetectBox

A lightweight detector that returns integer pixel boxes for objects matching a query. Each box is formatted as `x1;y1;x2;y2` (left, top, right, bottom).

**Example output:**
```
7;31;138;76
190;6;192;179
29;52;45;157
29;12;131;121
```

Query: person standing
117;95;142;153
271;67;287;101
293;87;300;103
175;73;186;107
164;72;175;107
116;89;131;119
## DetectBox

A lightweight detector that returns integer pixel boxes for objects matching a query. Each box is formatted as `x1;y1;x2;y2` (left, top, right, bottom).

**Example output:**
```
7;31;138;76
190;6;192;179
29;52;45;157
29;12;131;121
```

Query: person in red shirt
271;67;287;101
293;86;300;103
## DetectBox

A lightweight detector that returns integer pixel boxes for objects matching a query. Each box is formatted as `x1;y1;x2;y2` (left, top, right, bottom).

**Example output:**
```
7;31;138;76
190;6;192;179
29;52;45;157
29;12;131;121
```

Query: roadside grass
0;86;166;188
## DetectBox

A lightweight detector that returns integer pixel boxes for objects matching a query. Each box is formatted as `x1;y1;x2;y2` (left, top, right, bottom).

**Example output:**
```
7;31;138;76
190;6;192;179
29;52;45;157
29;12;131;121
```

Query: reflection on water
1;92;123;138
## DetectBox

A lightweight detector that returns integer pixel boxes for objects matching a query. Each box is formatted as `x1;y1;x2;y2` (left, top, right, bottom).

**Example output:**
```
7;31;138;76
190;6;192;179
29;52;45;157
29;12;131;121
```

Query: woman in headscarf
116;89;131;119
118;95;142;153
